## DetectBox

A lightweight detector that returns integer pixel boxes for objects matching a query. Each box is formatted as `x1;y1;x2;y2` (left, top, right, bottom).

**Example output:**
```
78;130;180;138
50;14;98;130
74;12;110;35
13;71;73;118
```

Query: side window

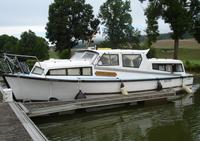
152;63;183;72
67;68;81;76
50;69;66;75
166;65;172;72
122;54;142;68
152;64;159;70
174;64;183;72
47;67;92;76
98;54;119;66
158;65;165;71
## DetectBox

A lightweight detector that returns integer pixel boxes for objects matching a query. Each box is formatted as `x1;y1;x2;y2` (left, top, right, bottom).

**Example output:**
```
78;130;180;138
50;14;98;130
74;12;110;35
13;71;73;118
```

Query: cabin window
158;65;165;71
82;52;96;60
71;51;98;61
47;67;92;76
67;68;81;76
166;65;172;72
50;69;66;75
98;54;119;66
152;64;159;70
152;63;183;72
174;64;183;72
122;54;142;68
32;66;44;75
82;67;92;76
71;52;84;60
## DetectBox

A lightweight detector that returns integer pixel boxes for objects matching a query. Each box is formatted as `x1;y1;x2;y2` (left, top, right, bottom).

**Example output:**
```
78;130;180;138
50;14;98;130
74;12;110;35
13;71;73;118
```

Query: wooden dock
0;103;32;141
0;102;48;141
0;94;48;141
24;89;176;117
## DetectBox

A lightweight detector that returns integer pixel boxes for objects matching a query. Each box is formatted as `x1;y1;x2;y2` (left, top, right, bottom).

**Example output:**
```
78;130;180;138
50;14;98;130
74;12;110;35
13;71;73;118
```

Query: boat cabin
30;49;186;77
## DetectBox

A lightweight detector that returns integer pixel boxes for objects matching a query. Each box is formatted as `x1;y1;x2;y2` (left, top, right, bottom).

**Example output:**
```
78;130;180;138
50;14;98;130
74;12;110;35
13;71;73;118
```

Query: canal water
35;77;200;141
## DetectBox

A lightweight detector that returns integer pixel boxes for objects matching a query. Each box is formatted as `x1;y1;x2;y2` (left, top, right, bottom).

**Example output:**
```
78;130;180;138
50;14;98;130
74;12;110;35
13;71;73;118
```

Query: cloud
0;0;53;26
0;25;46;38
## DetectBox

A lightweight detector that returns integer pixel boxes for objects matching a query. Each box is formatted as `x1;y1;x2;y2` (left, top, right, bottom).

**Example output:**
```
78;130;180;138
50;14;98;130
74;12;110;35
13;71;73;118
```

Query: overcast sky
0;0;171;39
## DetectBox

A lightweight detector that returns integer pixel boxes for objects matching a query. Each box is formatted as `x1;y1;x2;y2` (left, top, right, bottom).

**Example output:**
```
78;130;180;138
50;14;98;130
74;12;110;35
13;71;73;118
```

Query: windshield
71;51;98;62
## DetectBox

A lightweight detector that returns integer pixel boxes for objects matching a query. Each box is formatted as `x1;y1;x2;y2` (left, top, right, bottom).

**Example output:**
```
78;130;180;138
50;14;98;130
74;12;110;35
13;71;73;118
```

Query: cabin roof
149;58;183;64
78;49;150;55
35;59;91;70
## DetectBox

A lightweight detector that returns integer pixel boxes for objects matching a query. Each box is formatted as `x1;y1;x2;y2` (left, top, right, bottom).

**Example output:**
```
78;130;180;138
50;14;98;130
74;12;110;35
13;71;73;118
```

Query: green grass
49;50;59;59
186;60;200;65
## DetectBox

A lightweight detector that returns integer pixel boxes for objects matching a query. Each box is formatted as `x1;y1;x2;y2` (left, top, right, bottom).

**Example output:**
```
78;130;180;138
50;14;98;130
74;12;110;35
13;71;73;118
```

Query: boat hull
4;75;193;101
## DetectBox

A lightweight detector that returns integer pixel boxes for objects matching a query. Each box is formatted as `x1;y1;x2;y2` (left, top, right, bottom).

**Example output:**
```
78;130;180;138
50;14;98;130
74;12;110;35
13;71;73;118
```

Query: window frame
46;67;93;76
97;54;119;66
32;66;44;75
49;69;67;76
174;64;184;72
152;63;184;72
122;54;142;68
71;50;99;61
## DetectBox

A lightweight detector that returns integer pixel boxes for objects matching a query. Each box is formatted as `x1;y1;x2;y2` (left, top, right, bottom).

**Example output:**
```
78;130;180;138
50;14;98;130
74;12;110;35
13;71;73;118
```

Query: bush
184;60;200;73
58;49;71;59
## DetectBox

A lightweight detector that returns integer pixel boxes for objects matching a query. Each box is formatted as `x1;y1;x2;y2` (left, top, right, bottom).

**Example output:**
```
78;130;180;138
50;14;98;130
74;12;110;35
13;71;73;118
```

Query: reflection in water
35;85;200;141
184;88;200;141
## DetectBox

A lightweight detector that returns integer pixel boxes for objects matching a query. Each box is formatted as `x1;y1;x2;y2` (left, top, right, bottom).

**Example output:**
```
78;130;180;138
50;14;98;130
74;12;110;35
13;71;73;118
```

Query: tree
144;2;161;47
0;35;19;53
140;0;200;59
99;0;140;48
19;30;49;60
190;0;200;43
46;0;100;56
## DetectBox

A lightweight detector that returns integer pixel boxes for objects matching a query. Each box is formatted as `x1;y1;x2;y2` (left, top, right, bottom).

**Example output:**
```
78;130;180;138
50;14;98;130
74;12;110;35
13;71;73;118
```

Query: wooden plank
26;90;176;117
0;103;32;141
95;71;117;77
9;102;48;141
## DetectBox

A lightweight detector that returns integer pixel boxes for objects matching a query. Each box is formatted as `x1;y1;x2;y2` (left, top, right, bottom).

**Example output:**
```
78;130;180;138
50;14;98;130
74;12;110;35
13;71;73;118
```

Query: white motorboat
2;48;193;101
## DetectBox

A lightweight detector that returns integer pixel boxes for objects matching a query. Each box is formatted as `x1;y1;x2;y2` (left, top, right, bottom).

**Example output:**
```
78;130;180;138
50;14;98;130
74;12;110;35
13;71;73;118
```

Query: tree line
0;30;49;60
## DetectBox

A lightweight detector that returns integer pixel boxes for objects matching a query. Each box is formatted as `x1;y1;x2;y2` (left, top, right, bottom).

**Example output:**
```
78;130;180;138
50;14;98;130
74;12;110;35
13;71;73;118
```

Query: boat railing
0;53;41;74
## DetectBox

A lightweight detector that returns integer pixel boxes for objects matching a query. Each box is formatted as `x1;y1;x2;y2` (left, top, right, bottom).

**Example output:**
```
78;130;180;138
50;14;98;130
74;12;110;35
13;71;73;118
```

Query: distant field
153;39;200;49
152;39;200;65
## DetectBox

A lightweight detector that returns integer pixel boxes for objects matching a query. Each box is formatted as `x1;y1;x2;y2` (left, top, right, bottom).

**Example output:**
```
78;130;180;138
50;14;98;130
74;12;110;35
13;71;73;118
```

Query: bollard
2;89;13;102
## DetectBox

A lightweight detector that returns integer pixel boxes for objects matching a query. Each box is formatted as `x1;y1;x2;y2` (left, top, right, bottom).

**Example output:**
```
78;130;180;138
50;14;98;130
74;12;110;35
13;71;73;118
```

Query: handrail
3;53;41;67
1;53;42;74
